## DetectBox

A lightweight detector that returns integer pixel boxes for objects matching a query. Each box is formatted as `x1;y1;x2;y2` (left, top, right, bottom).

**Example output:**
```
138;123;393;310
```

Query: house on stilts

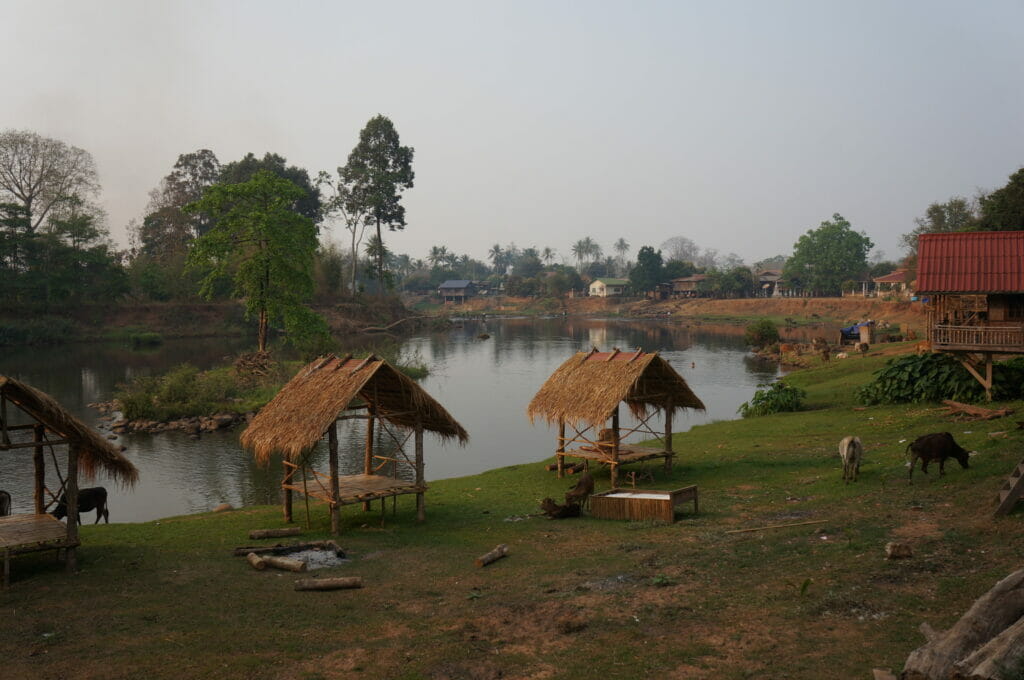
240;354;468;535
527;348;705;487
917;231;1024;399
0;375;138;587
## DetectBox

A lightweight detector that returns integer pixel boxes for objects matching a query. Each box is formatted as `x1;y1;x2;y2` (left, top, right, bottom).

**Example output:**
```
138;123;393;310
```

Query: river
0;317;788;521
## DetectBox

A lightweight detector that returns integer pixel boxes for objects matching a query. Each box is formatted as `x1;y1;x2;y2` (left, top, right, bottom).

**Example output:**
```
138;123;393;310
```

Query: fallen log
249;527;302;539
294;576;363;591
475;544;509;568
724;519;827;534
246;552;266;571
261;555;307;572
232;540;344;557
941;400;1015;422
902;567;1024;679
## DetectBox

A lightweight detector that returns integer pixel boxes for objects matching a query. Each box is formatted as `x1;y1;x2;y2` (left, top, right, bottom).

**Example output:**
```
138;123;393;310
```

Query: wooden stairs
995;459;1024;516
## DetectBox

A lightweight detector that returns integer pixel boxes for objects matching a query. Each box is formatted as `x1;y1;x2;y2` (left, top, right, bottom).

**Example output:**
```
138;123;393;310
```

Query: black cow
53;486;109;524
0;490;10;516
906;432;972;482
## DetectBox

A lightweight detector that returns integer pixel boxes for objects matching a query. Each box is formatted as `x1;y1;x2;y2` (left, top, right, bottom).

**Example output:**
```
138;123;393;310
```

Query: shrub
0;318;77;346
738;380;806;417
856;353;1024;405
744;319;780;349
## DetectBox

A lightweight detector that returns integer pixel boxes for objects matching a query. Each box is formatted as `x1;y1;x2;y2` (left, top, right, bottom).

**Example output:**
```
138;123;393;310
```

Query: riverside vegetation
5;343;1024;679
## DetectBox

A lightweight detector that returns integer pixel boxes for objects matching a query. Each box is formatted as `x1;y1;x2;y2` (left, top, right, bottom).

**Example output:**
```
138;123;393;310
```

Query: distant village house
438;280;476;304
589;278;629;298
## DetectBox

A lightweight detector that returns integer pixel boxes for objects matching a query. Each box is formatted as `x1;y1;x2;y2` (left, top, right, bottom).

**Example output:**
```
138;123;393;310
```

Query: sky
3;0;1023;268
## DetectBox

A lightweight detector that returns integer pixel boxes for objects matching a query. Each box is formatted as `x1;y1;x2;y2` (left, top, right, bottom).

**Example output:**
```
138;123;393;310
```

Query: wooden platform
567;444;670;465
0;514;74;587
283;473;425;507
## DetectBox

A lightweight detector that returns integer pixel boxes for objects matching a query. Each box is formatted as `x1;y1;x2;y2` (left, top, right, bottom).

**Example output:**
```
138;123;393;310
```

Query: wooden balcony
931;324;1024;353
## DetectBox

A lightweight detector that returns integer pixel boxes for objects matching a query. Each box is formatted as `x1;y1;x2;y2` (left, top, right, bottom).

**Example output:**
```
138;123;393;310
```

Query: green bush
738;380;806;417
744;319;780;349
856;353;1024;405
116;363;242;420
0;318;77;345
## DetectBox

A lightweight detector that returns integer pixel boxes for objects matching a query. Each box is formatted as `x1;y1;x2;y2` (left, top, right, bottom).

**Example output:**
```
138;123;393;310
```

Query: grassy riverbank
5;346;1024;679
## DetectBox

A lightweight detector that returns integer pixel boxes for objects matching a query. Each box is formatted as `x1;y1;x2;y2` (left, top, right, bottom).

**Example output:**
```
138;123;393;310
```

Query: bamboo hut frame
527;348;705;487
240;354;468;535
0;376;138;587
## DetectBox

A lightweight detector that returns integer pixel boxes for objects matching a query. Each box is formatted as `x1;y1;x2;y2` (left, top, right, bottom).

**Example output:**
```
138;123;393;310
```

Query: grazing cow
565;470;594;508
838;436;863;483
0;490;10;516
540;497;581;519
52;486;109;524
906;433;972;482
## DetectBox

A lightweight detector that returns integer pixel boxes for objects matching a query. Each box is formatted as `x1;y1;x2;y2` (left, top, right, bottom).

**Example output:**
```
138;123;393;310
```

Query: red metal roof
872;269;908;284
917;232;1024;293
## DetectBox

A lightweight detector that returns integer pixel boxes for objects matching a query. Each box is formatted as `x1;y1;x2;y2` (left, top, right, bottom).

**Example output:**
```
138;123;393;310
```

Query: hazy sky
4;1;1023;267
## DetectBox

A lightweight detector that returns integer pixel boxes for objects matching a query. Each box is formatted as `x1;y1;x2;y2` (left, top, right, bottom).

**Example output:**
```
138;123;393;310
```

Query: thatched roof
0;375;139;486
241;354;469;464
527;348;705;428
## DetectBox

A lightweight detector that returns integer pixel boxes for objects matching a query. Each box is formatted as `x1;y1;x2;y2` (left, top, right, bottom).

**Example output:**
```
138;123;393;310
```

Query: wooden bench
0;514;73;588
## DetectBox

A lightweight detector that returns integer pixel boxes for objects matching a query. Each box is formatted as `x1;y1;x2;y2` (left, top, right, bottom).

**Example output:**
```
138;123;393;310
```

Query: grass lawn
3;347;1024;679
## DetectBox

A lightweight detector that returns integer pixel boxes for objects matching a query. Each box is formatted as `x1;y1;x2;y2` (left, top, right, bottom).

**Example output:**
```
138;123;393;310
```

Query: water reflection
0;319;780;521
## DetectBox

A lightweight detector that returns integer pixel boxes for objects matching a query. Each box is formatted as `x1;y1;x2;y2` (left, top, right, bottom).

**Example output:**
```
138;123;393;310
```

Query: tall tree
540;246;556;266
338;116;415;295
977;168;1024;231
488;244;504;273
629;246;664;293
900;196;977;257
613;238;630;275
220;152;322;224
0;129;100;233
137;149;222;259
784;213;873;296
185;170;327;353
661;236;700;264
571;238;587;272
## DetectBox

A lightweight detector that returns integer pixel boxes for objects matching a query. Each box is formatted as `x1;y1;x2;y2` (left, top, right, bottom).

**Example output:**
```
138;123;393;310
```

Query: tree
220;152;321;224
900;196;977;257
663;259;695;280
0;130;100;234
784;213;873;296
613;238;630;276
185;170;327;353
338;115;414;295
629;246;664;293
661;236;700;264
978;168;1024;231
488;244;504;273
571;238;587;272
541;246;556;266
753;255;787;272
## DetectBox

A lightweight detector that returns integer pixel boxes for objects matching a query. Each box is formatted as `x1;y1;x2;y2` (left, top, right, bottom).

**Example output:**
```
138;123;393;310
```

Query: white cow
838;436;863;484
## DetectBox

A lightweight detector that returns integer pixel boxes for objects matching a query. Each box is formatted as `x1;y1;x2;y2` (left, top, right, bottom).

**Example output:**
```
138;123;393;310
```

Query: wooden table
0;514;72;587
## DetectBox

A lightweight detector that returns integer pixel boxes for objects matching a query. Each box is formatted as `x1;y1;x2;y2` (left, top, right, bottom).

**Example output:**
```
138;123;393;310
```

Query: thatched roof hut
0;375;139;584
241;354;468;463
1;376;138;485
527;348;704;486
527;348;704;428
240;354;468;534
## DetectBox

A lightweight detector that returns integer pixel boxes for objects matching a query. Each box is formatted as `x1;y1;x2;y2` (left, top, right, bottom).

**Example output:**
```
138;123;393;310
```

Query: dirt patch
892;517;943;540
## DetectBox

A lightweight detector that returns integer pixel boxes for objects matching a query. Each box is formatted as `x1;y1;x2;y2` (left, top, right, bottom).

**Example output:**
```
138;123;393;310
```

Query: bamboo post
415;417;425;523
283;461;293;523
301;465;311;530
65;443;79;572
556;420;565;479
363;403;375;511
610;406;620;489
329;421;340;535
664;396;674;473
33;424;45;514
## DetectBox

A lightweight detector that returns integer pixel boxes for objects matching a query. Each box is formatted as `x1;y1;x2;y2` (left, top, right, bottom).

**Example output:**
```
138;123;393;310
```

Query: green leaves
738;380;807;417
744;319;780;349
854;353;1024;405
783;213;873;296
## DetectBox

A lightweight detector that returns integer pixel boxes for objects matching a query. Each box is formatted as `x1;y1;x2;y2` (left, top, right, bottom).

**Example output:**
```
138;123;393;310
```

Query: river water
0;317;787;521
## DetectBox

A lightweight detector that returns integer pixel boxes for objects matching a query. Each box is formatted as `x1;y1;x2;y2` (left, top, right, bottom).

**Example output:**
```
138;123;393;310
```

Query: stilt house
240;354;468;534
527;348;705;487
0;376;138;586
917;231;1024;399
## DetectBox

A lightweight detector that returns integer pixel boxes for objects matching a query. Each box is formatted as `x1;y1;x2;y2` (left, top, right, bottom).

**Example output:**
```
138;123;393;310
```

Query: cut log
246;552;266;571
248;527;302;539
232;540;344;558
294;576;363;591
902;568;1024;680
475;544;509;568
941;400;1014;422
261;555;307;572
951;615;1024;679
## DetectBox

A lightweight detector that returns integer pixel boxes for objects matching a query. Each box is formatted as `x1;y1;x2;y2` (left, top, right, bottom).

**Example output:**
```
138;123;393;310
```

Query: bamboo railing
931;325;1024;350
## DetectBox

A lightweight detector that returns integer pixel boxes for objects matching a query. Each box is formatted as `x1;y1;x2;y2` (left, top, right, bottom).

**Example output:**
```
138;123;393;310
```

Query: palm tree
571;239;587;272
488;244;503;273
614;238;629;276
541;246;556;266
427;245;449;269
